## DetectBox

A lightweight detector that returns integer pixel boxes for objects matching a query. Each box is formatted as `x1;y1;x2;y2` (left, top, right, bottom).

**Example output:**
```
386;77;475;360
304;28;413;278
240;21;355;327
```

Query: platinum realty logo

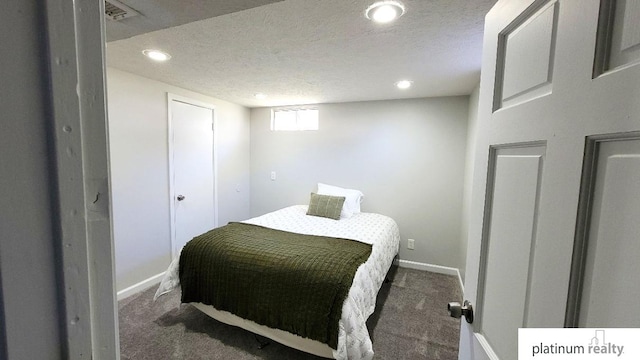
519;329;640;359
531;330;623;356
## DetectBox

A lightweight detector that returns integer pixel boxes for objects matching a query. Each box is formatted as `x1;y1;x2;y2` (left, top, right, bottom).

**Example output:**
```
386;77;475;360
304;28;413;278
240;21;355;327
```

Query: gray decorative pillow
306;193;346;220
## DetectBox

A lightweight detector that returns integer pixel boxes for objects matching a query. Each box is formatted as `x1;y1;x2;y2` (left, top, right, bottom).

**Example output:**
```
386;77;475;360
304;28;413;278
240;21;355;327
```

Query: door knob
177;195;185;201
448;300;474;324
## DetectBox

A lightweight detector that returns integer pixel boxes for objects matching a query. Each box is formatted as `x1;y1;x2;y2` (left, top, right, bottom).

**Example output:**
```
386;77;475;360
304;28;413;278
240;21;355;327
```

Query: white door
458;0;640;359
169;97;216;256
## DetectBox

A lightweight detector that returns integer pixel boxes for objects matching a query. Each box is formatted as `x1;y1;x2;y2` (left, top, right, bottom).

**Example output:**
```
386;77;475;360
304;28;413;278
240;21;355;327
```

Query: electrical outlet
407;238;415;250
270;171;276;181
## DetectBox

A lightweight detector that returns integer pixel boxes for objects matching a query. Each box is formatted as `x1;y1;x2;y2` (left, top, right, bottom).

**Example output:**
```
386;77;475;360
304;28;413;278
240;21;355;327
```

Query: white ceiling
106;0;284;41
105;0;497;108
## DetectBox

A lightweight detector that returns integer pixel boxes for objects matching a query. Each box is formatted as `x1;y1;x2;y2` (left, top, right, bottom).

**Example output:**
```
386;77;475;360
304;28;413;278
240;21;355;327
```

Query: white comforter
155;205;400;360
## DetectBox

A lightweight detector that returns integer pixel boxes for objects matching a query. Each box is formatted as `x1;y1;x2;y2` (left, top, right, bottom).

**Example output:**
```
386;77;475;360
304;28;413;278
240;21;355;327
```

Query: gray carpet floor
118;266;462;359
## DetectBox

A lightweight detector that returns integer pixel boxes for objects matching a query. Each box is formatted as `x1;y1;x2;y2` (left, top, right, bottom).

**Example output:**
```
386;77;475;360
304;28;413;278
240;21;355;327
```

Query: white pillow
317;183;364;218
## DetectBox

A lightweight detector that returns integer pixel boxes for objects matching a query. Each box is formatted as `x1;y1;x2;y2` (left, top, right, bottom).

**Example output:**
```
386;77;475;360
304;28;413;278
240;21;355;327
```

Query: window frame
270;107;319;131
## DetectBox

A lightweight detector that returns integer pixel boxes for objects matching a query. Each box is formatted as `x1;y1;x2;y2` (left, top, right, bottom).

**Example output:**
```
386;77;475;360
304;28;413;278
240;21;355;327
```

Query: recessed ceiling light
254;93;268;100
395;80;413;89
365;1;406;24
142;49;171;62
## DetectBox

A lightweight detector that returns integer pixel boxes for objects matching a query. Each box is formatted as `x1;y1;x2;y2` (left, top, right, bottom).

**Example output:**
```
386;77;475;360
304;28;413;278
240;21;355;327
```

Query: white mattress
155;205;400;360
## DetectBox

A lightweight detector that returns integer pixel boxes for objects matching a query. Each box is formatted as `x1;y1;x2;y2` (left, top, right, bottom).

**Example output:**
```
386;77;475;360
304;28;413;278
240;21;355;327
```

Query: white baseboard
117;272;166;301
118;262;466;301
394;259;464;293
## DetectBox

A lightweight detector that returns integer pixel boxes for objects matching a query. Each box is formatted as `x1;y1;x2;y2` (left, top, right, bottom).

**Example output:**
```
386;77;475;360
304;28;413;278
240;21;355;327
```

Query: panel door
459;0;640;359
170;98;216;255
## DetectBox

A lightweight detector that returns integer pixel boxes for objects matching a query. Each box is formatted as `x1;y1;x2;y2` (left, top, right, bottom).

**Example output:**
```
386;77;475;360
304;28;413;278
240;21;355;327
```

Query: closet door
169;96;216;255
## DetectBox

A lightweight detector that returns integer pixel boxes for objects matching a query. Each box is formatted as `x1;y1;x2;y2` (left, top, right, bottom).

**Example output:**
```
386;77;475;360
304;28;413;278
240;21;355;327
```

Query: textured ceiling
106;0;497;108
106;0;285;41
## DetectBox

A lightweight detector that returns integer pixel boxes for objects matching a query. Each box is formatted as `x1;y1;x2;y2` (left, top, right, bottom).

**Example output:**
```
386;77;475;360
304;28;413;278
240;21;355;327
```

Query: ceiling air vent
105;0;140;21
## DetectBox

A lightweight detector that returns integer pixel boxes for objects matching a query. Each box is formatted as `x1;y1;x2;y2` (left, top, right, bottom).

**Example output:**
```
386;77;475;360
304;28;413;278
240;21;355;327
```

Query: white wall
107;68;251;292
250;97;469;269
459;84;481;281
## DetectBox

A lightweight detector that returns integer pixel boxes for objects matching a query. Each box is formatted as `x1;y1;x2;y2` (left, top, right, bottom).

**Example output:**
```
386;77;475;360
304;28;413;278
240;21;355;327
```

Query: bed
155;201;400;360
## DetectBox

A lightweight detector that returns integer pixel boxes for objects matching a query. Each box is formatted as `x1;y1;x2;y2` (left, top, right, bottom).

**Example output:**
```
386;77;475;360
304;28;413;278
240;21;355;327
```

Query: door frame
167;93;218;256
43;0;118;358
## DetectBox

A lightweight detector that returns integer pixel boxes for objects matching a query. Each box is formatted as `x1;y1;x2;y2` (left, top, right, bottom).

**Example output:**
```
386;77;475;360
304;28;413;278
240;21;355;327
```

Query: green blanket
179;222;372;349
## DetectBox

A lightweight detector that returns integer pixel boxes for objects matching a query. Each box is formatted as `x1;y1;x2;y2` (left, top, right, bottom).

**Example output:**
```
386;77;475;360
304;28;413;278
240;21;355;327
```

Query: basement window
271;108;319;131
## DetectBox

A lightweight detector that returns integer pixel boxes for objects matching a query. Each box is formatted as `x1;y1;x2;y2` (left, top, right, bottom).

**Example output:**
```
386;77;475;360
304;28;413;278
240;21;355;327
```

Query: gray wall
459;84;481;281
107;68;251;292
0;1;63;358
250;97;469;268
